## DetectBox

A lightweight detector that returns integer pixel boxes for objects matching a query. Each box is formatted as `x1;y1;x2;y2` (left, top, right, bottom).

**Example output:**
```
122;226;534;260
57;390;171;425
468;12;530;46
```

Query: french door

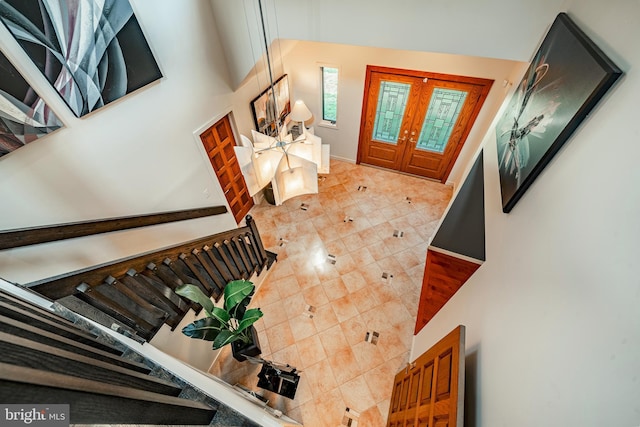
199;115;253;224
358;66;493;182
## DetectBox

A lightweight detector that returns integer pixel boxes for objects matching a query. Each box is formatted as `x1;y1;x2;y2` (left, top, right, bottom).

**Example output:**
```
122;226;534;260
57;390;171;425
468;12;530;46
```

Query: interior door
199;115;253;224
358;66;493;182
386;325;465;427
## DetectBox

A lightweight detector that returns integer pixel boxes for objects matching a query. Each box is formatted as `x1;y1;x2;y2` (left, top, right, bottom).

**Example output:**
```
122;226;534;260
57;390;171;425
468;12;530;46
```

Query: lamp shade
289;100;312;122
272;154;318;205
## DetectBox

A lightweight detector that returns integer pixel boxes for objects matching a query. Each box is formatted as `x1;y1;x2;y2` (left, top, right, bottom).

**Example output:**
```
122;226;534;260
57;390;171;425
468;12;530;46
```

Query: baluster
192;249;225;298
246;231;266;270
214;241;241;279
74;282;151;341
99;276;168;337
121;270;182;330
242;232;259;271
246;215;267;264
163;258;209;297
179;253;216;297
144;263;199;313
127;269;189;315
223;239;248;279
232;236;253;275
202;245;233;283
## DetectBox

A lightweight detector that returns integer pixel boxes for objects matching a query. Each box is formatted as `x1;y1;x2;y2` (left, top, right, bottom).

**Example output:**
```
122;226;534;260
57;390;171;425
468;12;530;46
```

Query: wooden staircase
0;289;217;424
0;208;276;425
23;214;275;343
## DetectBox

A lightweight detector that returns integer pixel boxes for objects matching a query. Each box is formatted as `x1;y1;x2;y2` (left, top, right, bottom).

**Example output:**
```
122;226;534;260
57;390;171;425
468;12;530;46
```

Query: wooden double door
199;115;253;224
358;66;492;182
387;325;465;427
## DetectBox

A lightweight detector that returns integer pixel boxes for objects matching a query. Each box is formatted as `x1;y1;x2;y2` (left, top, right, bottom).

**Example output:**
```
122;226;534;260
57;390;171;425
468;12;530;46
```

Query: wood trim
439;82;492;183
0;206;228;250
364;65;494;85
428;245;484;265
356;65;376;165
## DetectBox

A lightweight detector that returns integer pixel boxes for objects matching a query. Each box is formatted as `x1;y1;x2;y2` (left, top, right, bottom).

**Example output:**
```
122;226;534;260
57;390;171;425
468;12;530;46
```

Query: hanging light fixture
234;0;325;206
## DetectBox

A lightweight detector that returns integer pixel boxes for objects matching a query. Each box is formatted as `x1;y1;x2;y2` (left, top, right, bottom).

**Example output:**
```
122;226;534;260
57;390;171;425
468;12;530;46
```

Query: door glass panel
416;88;467;153
372;80;411;144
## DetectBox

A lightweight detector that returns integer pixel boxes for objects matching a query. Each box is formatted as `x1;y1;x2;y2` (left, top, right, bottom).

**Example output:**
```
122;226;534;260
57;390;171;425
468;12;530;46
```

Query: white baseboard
329;154;356;164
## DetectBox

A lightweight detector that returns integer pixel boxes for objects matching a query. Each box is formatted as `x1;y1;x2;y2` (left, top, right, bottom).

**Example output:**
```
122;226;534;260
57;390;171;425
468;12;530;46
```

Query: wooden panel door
386;325;465;427
200;115;253;224
358;66;493;182
358;70;423;171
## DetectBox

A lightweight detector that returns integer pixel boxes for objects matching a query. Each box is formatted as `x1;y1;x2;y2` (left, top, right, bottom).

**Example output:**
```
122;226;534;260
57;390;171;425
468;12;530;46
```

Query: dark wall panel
430;151;485;261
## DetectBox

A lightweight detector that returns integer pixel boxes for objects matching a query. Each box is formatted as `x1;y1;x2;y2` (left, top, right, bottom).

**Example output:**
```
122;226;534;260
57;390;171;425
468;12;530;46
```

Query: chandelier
234;0;327;206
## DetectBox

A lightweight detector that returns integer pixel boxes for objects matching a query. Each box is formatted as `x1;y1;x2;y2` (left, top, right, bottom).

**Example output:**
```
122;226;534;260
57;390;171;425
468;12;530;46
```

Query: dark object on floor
264;183;275;205
256;361;300;399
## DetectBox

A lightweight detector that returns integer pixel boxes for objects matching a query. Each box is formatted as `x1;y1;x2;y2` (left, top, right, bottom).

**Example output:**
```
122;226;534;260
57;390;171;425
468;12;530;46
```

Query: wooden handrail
27;216;272;299
0;206;227;250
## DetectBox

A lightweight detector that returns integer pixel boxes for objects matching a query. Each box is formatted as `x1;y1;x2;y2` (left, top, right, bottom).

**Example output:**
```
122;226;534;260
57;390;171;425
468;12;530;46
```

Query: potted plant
176;279;263;361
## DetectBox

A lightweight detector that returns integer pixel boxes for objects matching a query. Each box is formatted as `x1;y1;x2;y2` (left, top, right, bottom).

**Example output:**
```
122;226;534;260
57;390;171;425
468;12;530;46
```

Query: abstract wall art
495;12;622;213
0;0;162;118
0;50;62;158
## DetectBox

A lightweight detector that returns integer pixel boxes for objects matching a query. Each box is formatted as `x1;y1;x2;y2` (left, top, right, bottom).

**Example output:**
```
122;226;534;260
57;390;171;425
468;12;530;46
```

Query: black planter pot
231;326;261;362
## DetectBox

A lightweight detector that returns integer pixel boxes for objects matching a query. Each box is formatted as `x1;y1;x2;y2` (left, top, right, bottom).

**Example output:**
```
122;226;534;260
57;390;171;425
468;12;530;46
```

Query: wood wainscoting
415;249;481;334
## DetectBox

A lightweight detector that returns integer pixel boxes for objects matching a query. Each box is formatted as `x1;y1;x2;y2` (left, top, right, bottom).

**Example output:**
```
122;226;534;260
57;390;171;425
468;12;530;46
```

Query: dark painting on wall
251;75;291;137
495;12;622;213
0;51;62;158
0;0;162;118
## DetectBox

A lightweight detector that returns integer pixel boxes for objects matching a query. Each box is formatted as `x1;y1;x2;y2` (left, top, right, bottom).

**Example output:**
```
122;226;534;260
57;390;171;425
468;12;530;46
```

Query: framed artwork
495;12;622;213
251;75;291;137
0;51;62;158
0;0;162;118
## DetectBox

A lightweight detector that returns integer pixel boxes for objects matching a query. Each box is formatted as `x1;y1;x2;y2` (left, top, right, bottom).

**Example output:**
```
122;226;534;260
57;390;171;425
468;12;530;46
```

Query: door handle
224;189;231;195
409;138;417;143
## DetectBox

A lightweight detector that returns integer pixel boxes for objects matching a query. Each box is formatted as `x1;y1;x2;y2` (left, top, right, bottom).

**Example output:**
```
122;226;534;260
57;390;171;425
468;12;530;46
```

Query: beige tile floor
210;160;452;426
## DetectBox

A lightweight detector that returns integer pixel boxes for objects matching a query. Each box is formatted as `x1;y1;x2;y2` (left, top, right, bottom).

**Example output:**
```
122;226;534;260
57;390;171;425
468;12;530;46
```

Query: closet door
200;115;253;223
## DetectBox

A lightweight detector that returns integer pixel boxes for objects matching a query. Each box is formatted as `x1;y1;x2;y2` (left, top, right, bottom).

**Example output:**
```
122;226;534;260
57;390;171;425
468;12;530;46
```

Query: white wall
0;0;238;283
214;0;531;187
211;0;566;89
412;2;640;426
280;41;526;185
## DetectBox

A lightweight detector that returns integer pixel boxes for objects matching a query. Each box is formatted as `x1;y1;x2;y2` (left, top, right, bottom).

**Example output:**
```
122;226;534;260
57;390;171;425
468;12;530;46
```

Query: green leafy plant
176;279;263;350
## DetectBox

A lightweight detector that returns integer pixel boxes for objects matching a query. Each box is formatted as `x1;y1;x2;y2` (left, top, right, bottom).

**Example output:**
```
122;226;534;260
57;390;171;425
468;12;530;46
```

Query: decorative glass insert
322;67;338;123
372;81;411;144
416;88;468;153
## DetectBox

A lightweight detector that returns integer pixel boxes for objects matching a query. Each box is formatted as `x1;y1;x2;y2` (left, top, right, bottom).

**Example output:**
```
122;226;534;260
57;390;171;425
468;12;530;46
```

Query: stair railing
4;209;275;343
